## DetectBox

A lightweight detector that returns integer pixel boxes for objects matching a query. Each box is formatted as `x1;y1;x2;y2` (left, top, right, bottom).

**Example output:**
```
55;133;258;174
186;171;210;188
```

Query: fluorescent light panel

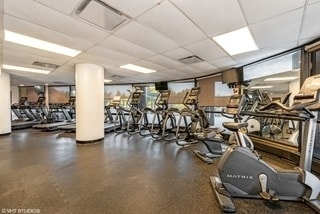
2;64;51;74
120;64;156;74
104;79;112;83
4;30;81;57
251;85;273;89
213;27;258;55
264;77;298;81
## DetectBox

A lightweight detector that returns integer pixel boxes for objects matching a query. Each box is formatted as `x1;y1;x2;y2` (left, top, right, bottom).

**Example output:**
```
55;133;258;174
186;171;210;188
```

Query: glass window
48;86;70;104
132;84;159;109
242;50;301;147
104;85;131;107
168;81;195;109
19;86;42;103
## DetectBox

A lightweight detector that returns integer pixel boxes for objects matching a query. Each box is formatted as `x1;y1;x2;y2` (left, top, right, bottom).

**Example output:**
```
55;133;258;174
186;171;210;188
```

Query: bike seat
223;122;248;131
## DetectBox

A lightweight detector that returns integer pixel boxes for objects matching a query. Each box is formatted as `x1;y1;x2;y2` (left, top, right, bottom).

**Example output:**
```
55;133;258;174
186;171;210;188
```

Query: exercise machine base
210;176;236;213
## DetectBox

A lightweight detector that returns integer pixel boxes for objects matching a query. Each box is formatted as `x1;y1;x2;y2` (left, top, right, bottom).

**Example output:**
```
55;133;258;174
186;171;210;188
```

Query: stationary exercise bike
211;74;320;213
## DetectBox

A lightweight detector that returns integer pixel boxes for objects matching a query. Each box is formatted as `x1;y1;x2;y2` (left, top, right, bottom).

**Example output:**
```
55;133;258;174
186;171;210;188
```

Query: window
104;85;131;107
48;86;70;104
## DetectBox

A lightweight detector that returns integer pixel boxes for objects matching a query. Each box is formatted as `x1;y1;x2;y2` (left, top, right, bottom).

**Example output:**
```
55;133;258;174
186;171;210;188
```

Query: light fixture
120;64;156;74
264;77;298;81
213;27;258;55
250;85;273;89
2;64;51;74
104;79;112;83
4;30;81;57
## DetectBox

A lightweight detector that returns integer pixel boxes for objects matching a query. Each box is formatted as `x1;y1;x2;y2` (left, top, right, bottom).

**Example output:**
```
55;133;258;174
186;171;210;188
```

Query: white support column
0;71;12;135
75;63;104;144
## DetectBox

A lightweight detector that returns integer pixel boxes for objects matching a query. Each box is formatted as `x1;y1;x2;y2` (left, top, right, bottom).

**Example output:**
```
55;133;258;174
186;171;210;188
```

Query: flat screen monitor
221;68;243;84
155;81;168;91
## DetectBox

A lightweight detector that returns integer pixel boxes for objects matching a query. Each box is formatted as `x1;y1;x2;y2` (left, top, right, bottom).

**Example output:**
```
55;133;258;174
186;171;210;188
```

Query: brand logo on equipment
226;174;254;180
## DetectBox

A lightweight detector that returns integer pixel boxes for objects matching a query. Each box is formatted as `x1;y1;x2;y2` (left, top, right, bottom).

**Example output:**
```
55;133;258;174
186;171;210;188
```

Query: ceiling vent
75;0;128;31
179;55;204;64
32;61;59;69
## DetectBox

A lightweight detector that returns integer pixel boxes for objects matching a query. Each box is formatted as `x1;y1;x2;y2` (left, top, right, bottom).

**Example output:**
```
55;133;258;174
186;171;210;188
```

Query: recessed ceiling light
2;64;51;74
264;77;298;81
104;79;112;83
120;64;156;74
250;85;273;89
4;30;81;57
213;27;258;55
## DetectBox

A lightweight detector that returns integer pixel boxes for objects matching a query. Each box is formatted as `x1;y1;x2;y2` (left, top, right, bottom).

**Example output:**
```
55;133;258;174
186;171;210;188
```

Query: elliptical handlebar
258;90;320;119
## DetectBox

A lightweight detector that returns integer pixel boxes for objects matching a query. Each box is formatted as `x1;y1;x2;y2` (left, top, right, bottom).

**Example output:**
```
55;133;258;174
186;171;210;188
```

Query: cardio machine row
108;86;228;148
107;75;320;214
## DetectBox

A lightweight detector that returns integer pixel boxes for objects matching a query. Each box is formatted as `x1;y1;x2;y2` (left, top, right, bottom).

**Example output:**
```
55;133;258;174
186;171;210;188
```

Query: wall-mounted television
155;81;168;91
221;68;243;84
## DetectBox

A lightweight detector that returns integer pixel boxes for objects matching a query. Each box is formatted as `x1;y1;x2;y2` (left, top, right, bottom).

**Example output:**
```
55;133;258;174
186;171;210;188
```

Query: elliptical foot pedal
259;190;279;201
194;150;213;164
210;176;236;213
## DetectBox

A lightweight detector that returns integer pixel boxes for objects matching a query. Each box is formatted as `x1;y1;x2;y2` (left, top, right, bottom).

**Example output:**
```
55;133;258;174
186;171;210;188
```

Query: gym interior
1;0;320;213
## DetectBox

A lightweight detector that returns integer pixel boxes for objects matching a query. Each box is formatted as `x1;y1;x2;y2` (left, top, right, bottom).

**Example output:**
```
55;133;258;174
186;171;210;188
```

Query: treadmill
33;100;75;131
11;97;40;130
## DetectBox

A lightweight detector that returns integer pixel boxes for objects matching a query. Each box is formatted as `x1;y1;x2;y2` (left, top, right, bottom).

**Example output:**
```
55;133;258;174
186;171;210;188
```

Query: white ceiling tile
184;39;228;60
133;60;167;71
3;0;320;86
250;9;304;48
138;1;206;45
300;2;320;40
146;55;184;68
240;0;305;24
189;61;217;72
7;71;52;84
114;21;179;53
175;65;199;74
4;15;93;51
298;37;318;46
99;35;156;58
101;0;162;18
86;45;139;63
77;52;122;67
4;0;107;43
3;42;72;65
69;58;112;70
105;67;141;78
171;0;247;37
34;0;82;15
209;57;237;69
162;48;193;60
231;42;297;67
161;68;195;79
308;0;320;4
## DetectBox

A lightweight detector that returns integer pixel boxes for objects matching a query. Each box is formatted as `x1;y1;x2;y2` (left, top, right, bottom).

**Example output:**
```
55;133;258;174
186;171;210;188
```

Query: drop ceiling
1;0;320;86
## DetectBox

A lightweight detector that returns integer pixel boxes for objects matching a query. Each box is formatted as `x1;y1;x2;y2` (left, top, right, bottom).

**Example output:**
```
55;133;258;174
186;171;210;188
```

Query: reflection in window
168;81;195;109
19;86;42;103
104;85;131;107
48;86;70;104
133;84;159;109
242;50;301;148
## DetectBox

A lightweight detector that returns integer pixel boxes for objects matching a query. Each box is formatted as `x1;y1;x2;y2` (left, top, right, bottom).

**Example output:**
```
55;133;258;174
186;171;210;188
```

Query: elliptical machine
194;94;248;164
113;87;143;134
210;74;320;213
139;90;171;138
